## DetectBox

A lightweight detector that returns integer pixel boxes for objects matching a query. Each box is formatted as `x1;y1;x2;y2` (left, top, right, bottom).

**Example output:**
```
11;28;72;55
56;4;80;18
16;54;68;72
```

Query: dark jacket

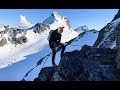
49;29;61;49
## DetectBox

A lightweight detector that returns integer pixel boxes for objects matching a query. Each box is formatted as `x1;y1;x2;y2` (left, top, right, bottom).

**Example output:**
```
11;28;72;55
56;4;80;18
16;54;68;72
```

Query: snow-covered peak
19;15;34;29
74;25;89;33
52;11;61;20
43;11;61;25
0;27;5;31
43;11;79;42
43;11;72;30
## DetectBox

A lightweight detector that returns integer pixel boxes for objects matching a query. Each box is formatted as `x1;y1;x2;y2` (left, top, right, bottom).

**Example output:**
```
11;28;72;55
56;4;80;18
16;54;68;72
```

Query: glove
52;42;57;48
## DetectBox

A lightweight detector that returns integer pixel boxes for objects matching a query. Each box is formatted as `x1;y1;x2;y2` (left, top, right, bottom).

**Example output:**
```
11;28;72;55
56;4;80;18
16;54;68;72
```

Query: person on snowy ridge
48;27;65;67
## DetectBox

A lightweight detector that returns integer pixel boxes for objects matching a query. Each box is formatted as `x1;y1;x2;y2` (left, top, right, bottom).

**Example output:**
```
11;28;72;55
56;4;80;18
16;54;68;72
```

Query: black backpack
47;30;54;41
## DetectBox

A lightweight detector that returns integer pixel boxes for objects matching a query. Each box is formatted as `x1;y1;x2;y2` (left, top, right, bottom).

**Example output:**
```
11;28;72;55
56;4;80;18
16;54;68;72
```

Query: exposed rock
115;48;120;69
16;36;28;44
7;28;28;45
33;23;50;34
93;9;120;49
0;37;7;47
34;45;118;81
34;67;57;81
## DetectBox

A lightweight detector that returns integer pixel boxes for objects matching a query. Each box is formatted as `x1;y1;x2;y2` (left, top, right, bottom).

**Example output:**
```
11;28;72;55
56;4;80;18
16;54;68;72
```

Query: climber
48;27;65;67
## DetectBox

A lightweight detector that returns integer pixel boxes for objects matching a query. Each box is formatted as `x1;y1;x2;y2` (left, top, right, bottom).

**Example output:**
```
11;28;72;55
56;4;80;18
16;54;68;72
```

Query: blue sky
0;9;119;30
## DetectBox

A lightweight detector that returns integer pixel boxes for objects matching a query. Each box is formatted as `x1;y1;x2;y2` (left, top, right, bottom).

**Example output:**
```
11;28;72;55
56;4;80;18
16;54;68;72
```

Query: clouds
19;15;33;28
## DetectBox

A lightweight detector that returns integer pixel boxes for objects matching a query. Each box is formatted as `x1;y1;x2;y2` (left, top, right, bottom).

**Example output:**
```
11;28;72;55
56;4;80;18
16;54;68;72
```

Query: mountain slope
93;9;120;49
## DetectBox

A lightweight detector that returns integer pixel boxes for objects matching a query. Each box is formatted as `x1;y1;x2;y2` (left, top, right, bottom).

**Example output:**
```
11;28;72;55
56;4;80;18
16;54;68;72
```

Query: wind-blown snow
19;15;33;28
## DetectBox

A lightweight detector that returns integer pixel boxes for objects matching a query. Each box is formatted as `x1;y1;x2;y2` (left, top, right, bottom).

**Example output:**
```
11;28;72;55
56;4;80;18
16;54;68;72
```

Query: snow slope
0;30;49;68
65;30;99;52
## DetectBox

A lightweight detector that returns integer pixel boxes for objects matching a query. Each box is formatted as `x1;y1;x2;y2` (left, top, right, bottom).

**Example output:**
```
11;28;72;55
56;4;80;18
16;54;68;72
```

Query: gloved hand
52;42;57;48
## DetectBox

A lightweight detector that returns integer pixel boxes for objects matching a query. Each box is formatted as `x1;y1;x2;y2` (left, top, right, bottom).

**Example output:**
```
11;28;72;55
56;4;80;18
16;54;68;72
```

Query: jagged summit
75;25;89;33
52;11;61;18
43;11;72;30
43;11;61;24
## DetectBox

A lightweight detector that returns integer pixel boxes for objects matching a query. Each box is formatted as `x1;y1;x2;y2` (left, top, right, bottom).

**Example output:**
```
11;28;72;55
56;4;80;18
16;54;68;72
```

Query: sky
0;9;119;30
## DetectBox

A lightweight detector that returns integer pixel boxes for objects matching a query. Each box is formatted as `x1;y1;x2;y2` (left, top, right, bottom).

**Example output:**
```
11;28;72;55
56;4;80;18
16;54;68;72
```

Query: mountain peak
75;25;89;33
52;11;59;17
43;11;72;30
43;11;62;25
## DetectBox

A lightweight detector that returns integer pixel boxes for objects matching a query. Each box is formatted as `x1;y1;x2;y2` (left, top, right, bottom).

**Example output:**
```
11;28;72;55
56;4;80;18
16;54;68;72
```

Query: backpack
47;30;54;41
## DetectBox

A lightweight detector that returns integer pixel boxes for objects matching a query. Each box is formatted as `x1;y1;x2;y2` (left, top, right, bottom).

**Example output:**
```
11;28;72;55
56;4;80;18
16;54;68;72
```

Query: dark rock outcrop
115;48;120;70
0;37;7;47
34;67;57;81
33;23;50;34
34;45;119;81
16;35;28;44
